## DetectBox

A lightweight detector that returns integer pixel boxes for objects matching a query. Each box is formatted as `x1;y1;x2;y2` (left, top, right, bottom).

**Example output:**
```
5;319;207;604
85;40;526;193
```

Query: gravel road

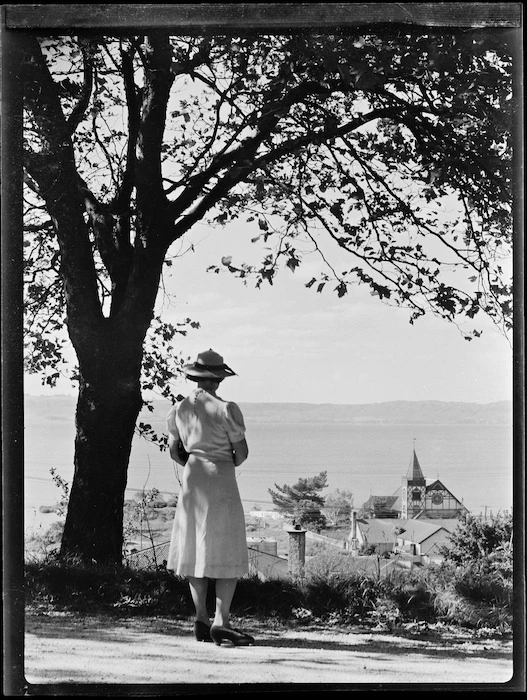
24;612;515;691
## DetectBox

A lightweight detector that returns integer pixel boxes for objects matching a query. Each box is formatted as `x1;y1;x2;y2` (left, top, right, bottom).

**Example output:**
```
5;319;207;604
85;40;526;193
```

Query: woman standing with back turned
166;349;254;646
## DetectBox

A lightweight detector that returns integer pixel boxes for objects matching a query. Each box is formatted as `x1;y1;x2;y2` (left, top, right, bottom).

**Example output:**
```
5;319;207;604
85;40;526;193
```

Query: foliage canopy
440;511;513;573
24;29;513;392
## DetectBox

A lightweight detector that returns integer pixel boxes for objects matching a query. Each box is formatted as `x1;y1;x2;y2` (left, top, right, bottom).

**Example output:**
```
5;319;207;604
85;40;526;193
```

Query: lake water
24;417;513;533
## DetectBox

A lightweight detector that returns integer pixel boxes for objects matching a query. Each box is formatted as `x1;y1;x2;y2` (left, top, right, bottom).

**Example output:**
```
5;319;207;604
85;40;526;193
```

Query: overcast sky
24;217;513;406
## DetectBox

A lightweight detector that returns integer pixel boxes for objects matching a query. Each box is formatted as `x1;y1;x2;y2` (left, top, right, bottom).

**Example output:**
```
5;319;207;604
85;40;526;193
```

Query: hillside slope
24;395;512;426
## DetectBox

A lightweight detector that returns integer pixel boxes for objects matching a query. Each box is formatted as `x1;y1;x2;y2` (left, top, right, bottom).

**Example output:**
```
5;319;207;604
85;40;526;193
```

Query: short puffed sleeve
166;404;180;439
223;401;246;443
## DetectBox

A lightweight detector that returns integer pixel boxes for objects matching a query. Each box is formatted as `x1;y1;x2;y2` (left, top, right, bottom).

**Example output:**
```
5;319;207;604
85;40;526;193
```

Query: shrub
429;561;513;632
428;512;514;632
433;585;512;632
305;540;333;557
234;575;303;620
441;511;513;569
378;569;436;623
305;549;354;578
453;565;512;607
25;521;65;562
25;555;193;616
301;573;379;621
24;548;513;633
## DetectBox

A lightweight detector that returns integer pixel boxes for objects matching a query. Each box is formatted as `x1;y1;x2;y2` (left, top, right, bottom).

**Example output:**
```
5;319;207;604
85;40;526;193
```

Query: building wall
397;528;451;556
402;484;426;518
424;491;465;516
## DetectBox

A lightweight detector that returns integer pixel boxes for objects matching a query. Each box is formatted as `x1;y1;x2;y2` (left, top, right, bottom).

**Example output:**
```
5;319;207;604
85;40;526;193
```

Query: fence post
285;526;306;579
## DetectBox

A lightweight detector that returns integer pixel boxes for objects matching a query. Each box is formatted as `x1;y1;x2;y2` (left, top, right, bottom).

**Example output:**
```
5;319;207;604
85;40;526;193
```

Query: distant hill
24;395;513;426
238;400;513;425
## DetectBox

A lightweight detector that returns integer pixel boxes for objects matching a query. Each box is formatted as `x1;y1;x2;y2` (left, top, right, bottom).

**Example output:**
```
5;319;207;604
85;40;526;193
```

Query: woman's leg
188;576;210;624
213;578;238;628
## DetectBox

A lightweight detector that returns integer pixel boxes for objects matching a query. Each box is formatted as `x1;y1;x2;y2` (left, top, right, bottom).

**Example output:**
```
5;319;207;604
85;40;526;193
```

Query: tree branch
166;70;401;238
135;32;174;217
77;176;133;316
21;35;103;341
114;39;140;213
66;40;94;134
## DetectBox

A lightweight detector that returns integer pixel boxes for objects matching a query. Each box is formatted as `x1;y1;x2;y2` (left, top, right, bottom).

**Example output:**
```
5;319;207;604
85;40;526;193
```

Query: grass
24;553;513;636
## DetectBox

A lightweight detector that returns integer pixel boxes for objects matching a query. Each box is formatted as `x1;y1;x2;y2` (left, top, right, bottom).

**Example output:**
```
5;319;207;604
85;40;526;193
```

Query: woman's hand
168;434;188;466
231;438;249;466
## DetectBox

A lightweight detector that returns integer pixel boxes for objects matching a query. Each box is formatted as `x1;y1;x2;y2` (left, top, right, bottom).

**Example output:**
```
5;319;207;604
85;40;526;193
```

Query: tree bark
61;374;142;564
59;244;167;563
58;237;167;563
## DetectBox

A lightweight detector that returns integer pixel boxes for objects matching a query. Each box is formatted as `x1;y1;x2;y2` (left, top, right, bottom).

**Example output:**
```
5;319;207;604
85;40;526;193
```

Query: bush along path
24;549;513;633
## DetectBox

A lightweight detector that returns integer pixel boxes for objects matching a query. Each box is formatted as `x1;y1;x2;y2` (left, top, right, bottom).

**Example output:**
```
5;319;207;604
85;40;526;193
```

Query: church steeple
407;449;426;485
401;445;426;519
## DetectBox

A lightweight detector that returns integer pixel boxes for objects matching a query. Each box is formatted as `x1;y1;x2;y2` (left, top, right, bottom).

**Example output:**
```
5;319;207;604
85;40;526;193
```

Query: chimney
285;526;306;579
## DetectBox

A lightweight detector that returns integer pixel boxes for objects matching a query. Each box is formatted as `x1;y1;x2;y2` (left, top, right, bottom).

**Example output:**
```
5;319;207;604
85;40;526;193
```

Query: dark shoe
210;625;255;647
194;620;212;642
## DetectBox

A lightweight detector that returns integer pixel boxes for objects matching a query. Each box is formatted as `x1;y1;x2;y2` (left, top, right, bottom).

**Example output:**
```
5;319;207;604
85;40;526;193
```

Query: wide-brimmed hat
183;349;237;380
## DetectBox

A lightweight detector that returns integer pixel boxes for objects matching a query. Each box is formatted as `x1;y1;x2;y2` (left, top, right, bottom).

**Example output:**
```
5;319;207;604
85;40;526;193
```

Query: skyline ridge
24;394;513;425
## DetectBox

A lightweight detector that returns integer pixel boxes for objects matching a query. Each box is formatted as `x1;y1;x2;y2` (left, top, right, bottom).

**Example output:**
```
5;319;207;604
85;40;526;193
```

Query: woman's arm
168;434;188;466
231;438;249;466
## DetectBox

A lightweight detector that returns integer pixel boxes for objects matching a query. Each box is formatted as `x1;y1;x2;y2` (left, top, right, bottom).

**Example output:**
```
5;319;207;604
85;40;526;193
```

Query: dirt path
23;611;514;690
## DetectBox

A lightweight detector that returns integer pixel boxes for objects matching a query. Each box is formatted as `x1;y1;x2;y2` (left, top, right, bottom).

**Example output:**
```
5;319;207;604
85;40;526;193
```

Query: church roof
391;488;402;512
364;495;398;508
406;449;426;484
363;494;399;517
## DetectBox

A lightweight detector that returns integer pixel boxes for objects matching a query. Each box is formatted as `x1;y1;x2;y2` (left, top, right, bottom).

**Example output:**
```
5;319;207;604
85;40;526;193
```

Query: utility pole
479;505;489;520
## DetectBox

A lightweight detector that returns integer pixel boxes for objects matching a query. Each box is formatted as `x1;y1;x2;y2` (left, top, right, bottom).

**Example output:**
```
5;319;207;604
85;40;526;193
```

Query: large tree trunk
60;374;142;564
60;316;150;564
60;248;167;565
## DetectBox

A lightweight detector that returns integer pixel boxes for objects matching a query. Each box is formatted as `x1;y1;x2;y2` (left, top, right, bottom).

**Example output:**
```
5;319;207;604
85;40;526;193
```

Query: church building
362;448;469;520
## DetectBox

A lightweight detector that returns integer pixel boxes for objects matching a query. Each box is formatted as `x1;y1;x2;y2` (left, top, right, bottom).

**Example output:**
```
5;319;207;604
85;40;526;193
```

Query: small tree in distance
269;471;328;531
323;489;354;528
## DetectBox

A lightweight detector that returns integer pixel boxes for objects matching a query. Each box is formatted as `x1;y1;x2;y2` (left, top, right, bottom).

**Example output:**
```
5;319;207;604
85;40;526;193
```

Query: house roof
355;518;404;544
394;518;459;544
355;518;459;545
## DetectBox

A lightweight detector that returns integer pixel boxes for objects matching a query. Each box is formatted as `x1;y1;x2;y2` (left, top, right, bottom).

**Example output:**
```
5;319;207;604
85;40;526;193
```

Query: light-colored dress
166;388;249;579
